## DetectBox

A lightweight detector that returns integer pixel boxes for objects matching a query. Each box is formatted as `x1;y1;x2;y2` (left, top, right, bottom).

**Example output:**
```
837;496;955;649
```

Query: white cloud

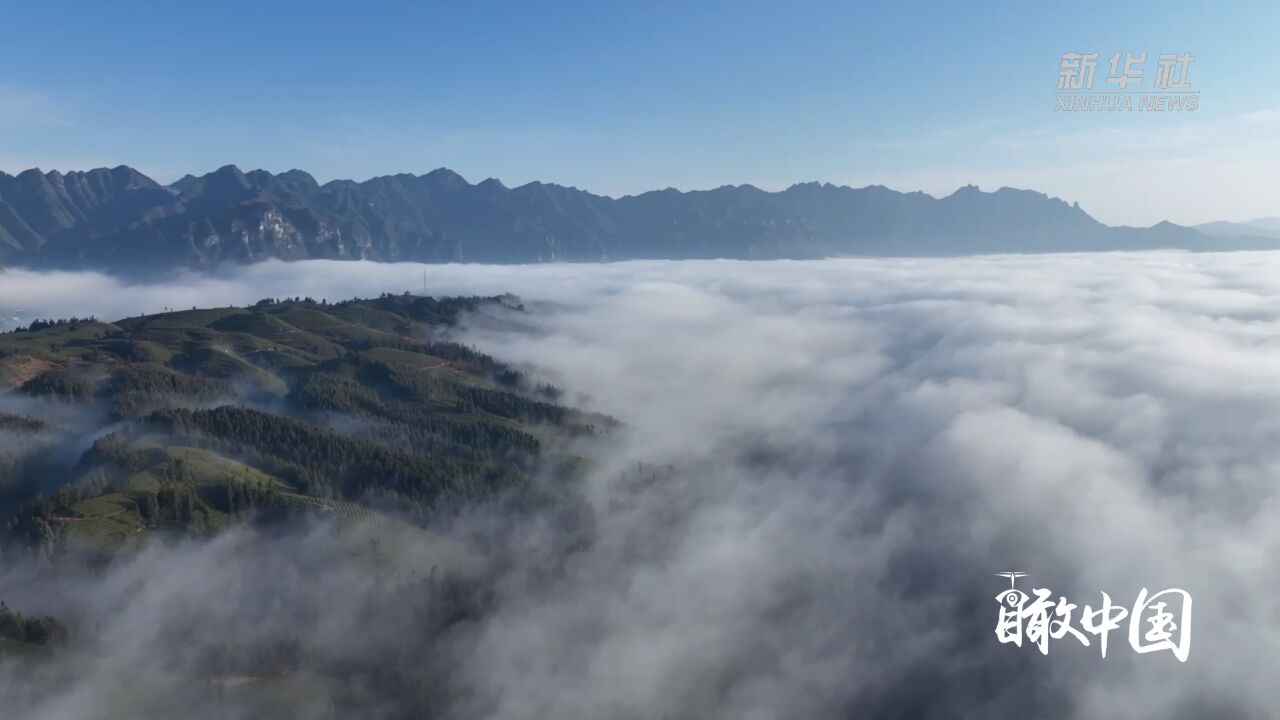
4;254;1280;717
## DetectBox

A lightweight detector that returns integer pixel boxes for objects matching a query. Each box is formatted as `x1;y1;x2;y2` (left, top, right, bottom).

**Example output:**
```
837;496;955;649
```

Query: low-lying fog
4;252;1280;718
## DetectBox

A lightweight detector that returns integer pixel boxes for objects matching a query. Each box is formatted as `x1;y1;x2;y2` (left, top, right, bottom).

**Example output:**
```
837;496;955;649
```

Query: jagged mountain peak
0;164;1269;272
419;167;469;187
947;183;983;196
168;174;199;193
212;163;247;177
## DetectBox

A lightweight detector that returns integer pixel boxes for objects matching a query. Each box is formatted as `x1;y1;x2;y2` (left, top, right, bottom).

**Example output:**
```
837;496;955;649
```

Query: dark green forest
0;293;612;551
0;293;616;690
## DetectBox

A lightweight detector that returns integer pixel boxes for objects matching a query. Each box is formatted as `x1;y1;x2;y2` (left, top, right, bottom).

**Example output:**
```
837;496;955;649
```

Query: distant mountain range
1195;217;1280;240
0;165;1275;274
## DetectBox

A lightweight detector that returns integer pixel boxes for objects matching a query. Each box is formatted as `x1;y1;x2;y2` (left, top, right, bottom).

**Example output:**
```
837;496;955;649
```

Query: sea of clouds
3;253;1280;718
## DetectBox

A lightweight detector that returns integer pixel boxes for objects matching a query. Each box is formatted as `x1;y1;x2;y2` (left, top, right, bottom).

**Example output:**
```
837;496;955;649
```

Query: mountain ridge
1196;218;1280;240
0;165;1274;274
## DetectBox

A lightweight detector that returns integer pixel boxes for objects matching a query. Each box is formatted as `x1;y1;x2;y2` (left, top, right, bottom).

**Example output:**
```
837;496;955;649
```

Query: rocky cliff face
0;165;1263;273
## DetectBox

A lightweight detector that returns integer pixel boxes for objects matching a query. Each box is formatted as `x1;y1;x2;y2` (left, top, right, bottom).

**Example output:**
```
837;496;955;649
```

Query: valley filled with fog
3;252;1279;718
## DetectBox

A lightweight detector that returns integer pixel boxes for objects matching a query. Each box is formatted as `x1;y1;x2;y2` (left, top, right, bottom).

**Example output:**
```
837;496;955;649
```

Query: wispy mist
4;253;1280;718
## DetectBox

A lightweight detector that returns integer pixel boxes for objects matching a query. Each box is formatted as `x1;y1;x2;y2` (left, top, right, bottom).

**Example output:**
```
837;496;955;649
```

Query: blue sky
2;0;1278;225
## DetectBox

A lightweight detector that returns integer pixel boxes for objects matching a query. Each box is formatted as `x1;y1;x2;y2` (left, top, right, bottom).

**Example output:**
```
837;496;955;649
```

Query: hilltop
0;292;608;559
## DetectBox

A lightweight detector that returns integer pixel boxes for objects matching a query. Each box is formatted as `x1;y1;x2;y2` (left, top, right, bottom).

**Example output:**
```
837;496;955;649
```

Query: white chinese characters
994;572;1192;662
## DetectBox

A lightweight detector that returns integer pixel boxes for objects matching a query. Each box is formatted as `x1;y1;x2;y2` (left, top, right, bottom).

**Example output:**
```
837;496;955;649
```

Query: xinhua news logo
1055;52;1198;112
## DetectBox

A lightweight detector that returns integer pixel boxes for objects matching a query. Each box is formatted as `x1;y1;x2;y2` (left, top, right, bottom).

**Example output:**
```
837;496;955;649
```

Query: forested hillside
0;292;610;562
